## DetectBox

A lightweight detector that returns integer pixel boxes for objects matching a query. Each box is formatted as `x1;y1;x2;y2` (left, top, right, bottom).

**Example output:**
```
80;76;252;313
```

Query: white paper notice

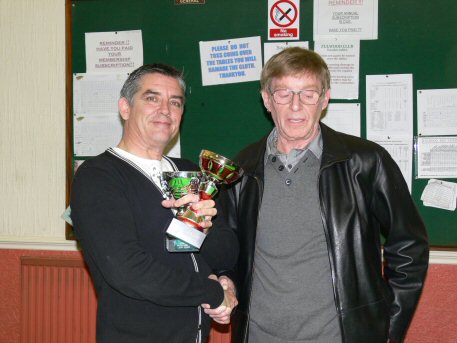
267;0;300;40
263;41;309;64
85;30;143;74
313;0;378;40
369;135;413;191
199;36;262;86
73;73;125;156
366;74;413;139
421;179;457;211
74;113;123;157
315;40;360;99
417;88;457;136
417;136;457;179
321;103;360;137
73;73;128;114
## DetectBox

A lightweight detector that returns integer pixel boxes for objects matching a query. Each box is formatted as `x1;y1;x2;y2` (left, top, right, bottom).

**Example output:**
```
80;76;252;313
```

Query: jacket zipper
191;253;202;343
318;163;345;343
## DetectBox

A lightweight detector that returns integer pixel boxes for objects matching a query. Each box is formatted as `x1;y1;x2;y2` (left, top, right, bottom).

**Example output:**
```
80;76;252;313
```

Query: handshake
202;275;238;325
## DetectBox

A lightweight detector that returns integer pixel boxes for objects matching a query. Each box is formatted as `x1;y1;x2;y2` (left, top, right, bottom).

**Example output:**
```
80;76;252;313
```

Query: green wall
71;0;457;247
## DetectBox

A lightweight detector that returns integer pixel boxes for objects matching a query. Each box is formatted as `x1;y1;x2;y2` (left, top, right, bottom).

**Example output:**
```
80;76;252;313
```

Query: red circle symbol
270;0;298;28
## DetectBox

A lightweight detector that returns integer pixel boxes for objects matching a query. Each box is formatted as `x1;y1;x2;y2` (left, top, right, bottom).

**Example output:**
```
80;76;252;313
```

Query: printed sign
199;36;262;86
313;0;378;40
85;30;143;73
268;0;300;40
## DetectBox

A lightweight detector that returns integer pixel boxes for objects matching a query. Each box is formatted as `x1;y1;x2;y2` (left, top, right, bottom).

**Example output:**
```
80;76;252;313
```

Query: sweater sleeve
200;195;239;273
70;159;224;309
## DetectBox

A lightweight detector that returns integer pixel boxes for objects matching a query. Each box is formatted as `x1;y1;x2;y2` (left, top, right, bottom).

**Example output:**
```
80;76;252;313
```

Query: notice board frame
65;0;457;248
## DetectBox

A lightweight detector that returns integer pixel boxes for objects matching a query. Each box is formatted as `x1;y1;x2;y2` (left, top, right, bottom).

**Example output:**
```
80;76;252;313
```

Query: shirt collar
265;127;323;166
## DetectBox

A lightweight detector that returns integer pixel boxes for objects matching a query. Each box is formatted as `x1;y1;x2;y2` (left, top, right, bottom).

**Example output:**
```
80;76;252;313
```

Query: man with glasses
221;48;428;343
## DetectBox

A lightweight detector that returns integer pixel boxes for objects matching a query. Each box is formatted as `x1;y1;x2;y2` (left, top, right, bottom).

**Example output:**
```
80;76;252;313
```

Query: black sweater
71;149;238;343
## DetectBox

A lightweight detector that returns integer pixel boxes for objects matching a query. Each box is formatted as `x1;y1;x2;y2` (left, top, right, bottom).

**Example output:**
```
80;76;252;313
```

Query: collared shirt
265;127;323;171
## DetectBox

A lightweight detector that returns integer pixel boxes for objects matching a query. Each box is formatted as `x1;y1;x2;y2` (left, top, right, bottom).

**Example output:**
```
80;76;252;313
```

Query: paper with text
417;88;457;136
366;74;413;139
321;103;361;137
417;136;457;178
315;40;360;99
199;36;262;86
421;179;457;211
85;30;143;74
313;0;378;40
263;41;309;64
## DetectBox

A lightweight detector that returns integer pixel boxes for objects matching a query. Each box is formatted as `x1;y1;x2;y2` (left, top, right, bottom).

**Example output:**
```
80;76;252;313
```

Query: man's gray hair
120;63;186;105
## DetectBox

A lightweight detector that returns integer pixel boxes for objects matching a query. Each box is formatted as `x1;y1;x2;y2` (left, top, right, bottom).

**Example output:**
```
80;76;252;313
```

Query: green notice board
70;0;457;247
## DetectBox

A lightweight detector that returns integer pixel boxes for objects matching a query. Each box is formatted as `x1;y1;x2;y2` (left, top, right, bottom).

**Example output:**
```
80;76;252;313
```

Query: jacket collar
237;135;268;179
319;122;352;168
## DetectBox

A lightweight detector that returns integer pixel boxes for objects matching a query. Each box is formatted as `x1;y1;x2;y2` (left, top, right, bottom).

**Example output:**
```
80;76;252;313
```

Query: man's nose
159;99;171;116
290;92;302;110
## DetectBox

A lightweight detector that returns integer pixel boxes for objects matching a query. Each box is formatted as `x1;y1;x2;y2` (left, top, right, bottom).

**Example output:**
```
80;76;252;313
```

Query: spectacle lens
271;89;322;105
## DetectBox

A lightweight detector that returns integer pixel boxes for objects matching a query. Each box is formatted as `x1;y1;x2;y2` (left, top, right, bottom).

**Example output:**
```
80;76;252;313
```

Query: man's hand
201;275;238;324
161;194;217;230
218;275;237;298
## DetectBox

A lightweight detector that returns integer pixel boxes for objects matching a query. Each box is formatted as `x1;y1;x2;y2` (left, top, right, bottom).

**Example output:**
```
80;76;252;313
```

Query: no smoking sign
268;0;300;40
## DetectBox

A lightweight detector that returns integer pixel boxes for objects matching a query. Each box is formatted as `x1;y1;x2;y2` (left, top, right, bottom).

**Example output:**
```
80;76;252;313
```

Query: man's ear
261;89;272;112
321;88;331;111
118;97;131;120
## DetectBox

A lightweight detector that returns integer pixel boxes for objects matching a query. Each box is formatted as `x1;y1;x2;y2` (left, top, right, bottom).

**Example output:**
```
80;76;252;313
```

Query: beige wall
0;0;74;249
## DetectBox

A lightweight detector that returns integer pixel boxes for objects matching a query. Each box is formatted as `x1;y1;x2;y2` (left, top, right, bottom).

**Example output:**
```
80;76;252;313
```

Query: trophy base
166;236;199;252
165;218;206;251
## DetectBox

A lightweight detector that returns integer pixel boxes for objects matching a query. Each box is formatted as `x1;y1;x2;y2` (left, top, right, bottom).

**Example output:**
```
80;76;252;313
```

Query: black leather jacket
221;123;429;343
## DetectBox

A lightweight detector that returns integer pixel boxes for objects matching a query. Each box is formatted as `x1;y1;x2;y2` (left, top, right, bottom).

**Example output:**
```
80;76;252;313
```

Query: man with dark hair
71;63;238;343
221;48;429;343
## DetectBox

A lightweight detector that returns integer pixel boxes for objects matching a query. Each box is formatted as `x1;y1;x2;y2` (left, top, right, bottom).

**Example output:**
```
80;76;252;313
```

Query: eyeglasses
270;88;324;105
